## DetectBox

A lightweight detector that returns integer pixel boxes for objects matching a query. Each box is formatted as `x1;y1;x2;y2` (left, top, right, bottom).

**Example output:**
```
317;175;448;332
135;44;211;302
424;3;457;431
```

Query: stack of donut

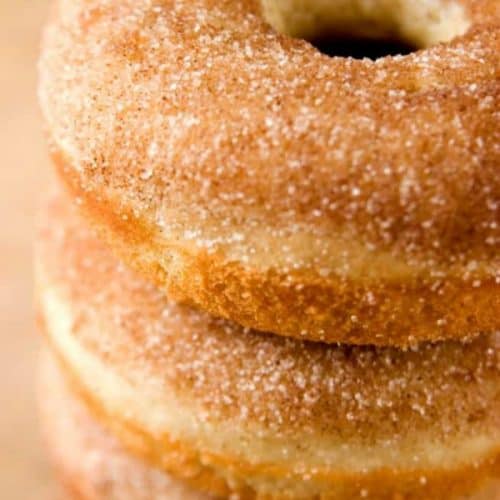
37;0;499;498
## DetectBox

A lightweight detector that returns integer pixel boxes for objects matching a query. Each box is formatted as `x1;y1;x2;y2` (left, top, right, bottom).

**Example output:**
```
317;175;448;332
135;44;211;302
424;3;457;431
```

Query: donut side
53;153;499;346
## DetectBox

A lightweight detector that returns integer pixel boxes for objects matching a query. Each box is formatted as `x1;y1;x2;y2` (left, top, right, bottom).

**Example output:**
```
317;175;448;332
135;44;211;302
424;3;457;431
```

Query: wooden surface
0;1;55;498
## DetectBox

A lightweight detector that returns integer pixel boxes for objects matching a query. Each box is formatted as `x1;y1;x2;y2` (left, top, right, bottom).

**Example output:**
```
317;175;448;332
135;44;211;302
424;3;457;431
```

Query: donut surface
38;348;211;500
38;347;500;500
35;189;500;499
39;0;500;346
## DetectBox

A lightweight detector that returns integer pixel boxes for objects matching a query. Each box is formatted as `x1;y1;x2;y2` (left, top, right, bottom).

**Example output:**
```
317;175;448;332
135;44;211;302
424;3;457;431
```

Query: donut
38;350;500;500
38;0;500;346
38;348;211;500
35;189;500;499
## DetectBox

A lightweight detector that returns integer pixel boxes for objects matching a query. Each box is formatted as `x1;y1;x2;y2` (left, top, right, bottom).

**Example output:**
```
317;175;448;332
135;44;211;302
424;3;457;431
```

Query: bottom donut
38;347;212;500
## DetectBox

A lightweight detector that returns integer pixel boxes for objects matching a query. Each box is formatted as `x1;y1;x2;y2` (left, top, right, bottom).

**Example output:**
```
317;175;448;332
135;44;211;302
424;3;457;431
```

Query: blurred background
0;1;54;498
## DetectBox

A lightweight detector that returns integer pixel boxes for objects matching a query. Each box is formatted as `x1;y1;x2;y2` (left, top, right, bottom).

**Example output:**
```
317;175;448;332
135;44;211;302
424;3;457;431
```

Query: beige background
0;1;54;498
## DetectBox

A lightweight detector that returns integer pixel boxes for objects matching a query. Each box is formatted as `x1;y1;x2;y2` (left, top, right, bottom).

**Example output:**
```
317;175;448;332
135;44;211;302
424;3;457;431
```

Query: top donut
39;0;500;346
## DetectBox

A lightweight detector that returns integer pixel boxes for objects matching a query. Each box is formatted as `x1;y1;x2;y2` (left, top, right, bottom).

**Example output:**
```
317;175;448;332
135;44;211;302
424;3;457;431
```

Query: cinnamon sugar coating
39;0;499;345
35;190;500;498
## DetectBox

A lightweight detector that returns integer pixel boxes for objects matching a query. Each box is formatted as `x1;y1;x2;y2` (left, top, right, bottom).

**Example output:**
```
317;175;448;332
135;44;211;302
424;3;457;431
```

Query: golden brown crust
39;0;500;345
35;189;500;499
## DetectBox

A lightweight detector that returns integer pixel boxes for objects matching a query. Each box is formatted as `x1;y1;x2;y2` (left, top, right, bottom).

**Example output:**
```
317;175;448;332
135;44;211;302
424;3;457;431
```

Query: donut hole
261;0;470;58
309;36;416;60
